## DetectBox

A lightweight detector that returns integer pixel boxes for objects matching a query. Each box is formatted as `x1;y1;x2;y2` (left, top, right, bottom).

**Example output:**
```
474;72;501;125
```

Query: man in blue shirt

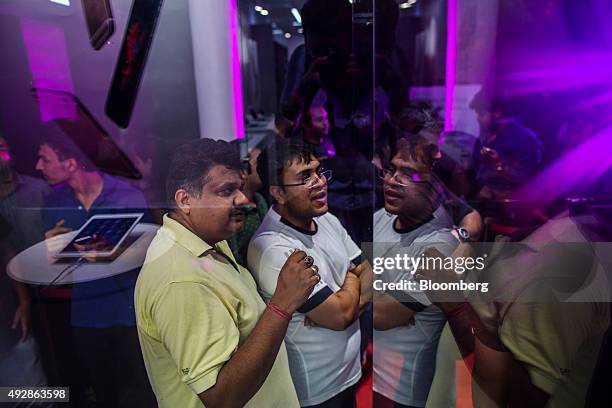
37;134;154;407
469;90;543;197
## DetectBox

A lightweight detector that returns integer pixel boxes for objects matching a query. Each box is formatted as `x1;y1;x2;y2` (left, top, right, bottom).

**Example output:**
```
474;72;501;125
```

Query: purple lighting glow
502;51;612;97
443;0;458;134
515;125;612;206
229;0;245;140
21;17;76;122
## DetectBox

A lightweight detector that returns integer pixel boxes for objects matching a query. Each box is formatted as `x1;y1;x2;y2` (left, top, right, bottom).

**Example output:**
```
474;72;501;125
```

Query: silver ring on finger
303;256;314;268
311;264;319;276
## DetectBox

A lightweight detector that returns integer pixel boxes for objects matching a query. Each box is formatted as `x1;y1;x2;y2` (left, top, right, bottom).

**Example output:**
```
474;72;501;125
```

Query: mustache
310;189;326;199
230;205;251;216
384;186;403;196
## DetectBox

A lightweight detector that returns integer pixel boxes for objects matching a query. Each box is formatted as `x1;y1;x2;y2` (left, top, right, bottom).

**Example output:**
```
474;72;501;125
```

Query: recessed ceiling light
260;9;269;16
254;5;263;12
284;33;291;39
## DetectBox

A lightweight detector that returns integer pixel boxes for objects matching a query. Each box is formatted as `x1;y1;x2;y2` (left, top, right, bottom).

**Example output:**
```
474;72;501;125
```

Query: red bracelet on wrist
268;302;292;321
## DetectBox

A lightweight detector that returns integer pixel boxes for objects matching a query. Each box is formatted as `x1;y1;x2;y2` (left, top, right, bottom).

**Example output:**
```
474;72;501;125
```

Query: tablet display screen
57;214;142;257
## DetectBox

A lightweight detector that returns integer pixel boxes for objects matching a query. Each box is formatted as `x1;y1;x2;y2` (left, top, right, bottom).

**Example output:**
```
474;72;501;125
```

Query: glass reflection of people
0;135;51;251
0;135;50;395
470;89;543;201
291;105;336;160
382;111;483;243
0;215;48;393
415;202;610;407
277;0;407;247
36;133;155;407
373;136;460;408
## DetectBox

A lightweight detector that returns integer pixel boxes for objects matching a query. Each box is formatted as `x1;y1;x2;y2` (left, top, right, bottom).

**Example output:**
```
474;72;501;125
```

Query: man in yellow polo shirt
135;139;320;407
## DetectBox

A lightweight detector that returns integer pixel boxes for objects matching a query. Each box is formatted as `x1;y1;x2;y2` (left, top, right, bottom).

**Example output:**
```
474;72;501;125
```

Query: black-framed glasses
377;167;432;187
275;168;333;189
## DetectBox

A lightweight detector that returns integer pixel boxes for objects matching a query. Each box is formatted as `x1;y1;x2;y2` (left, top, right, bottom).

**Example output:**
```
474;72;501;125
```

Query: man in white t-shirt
248;139;372;407
373;136;459;408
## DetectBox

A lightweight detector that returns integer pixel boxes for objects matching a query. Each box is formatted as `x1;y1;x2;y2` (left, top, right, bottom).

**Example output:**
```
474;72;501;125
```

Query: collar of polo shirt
161;214;240;272
162;213;213;257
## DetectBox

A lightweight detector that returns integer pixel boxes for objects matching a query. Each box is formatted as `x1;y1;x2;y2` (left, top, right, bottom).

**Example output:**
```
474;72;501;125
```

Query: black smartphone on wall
105;0;165;129
81;0;114;50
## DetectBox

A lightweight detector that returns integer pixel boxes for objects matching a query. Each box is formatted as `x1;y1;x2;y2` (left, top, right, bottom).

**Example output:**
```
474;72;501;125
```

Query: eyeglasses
377;167;432;187
276;168;333;189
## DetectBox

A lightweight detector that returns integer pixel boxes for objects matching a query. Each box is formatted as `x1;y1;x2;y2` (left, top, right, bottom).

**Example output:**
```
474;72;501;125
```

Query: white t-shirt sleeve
330;214;362;262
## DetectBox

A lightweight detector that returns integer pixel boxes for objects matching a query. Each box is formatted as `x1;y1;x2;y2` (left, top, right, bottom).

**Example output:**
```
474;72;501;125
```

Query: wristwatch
455;227;470;242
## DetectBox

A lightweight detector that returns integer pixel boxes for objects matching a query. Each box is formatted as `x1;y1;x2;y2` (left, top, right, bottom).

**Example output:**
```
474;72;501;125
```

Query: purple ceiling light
229;0;245;139
443;0;458;133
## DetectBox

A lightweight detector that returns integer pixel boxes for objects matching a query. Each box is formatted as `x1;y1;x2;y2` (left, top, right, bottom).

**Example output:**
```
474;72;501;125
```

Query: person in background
0;134;54;404
373;134;461;408
277;0;406;247
0;134;51;255
36;133;154;408
291;105;336;161
470;89;543;201
228;146;269;267
415;206;610;408
136;138;317;408
0;214;49;407
382;113;483;243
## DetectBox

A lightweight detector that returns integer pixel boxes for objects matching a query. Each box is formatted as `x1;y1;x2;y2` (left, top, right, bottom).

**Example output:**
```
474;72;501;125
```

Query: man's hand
373;291;416;330
481;147;502;170
198;250;317;408
481;146;500;161
270;250;319;314
11;280;31;342
73;234;111;262
12;302;30;341
44;219;72;240
351;261;373;311
458;209;483;242
198;253;316;407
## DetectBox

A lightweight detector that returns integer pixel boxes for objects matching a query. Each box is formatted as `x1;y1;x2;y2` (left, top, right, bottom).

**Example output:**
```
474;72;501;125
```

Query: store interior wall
0;0;200;179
